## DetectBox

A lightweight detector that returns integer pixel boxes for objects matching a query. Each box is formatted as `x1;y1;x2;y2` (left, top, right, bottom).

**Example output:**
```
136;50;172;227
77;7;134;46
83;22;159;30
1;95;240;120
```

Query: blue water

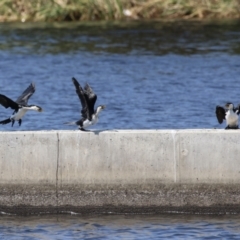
0;21;239;131
0;21;240;238
1;214;240;239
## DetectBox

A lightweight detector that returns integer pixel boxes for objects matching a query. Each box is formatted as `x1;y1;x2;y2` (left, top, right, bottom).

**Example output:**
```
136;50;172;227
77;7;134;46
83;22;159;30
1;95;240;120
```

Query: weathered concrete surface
0;129;240;215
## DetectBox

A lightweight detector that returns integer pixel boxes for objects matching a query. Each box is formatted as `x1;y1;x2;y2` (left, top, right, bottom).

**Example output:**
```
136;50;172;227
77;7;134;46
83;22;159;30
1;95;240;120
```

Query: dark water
1;214;240;239
0;20;239;131
0;21;240;238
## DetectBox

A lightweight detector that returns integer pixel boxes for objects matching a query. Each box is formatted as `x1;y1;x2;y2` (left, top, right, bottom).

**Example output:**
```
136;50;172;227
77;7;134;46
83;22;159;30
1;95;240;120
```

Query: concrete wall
0;129;240;215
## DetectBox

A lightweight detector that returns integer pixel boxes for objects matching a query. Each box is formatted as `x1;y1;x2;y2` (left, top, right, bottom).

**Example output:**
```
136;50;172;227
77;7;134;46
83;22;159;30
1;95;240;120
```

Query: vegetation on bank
0;0;240;22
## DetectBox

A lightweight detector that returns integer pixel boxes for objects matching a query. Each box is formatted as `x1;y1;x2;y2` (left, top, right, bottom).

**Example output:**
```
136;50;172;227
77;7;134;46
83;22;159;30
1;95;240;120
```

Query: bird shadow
82;129;118;135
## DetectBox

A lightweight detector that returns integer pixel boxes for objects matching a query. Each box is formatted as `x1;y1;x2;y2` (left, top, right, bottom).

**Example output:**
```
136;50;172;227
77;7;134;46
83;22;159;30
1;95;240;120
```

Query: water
1;21;240;238
0;20;239;131
1;214;240;239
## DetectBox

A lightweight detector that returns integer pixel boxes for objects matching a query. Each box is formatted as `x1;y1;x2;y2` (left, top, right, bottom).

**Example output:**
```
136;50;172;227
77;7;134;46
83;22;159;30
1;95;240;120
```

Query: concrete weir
0;129;240;215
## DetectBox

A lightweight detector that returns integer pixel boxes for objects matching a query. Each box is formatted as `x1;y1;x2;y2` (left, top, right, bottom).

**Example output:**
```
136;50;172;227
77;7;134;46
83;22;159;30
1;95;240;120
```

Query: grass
0;0;239;22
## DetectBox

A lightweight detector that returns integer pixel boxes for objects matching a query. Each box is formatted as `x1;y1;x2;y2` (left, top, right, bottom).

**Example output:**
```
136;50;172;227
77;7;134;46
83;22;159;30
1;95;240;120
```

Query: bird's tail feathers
0;118;11;125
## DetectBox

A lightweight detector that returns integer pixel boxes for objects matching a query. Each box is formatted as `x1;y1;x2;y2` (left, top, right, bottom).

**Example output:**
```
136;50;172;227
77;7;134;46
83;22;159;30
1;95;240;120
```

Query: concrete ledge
0;129;240;215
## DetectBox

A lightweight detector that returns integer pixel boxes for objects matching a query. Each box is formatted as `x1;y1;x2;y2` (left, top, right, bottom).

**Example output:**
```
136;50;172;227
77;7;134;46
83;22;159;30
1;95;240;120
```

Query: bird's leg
18;119;22;126
11;120;15;127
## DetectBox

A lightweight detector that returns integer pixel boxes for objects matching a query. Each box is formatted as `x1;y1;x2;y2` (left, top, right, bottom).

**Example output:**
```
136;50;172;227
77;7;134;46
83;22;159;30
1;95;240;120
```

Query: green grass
0;0;239;22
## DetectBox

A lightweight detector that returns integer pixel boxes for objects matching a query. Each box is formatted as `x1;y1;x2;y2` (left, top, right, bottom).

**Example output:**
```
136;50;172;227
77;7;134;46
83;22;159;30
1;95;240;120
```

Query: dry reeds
0;0;239;22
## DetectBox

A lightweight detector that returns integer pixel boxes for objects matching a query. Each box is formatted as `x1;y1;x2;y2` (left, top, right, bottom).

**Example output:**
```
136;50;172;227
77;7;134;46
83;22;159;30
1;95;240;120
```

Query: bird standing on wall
0;82;43;127
215;102;240;129
65;77;105;131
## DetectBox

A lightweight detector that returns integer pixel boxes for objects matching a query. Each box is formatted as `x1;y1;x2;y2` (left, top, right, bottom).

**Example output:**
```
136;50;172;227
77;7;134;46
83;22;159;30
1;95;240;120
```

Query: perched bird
0;82;43;127
66;77;105;131
215;102;240;129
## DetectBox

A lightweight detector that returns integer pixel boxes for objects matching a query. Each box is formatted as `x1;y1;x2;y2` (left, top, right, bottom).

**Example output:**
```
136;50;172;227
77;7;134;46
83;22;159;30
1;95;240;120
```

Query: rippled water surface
1;214;240;239
0;20;239;130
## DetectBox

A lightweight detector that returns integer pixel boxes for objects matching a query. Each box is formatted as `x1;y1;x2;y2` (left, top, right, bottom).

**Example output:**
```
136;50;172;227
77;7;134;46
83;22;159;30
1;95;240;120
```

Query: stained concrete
0;129;240;215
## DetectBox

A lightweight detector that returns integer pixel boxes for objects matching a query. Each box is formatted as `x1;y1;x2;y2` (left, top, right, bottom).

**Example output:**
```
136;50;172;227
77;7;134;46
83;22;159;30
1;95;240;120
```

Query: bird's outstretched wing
16;82;35;105
72;77;90;119
0;94;19;110
215;105;226;124
84;83;97;116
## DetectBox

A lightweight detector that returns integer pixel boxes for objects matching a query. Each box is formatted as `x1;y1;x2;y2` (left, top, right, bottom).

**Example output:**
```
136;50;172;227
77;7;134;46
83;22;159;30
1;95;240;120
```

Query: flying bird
66;77;105;131
0;82;43;127
216;102;240;129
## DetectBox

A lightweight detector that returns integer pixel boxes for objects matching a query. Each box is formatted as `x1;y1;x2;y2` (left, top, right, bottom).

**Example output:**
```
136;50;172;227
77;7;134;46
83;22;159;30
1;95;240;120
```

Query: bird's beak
38;108;43;112
102;105;106;109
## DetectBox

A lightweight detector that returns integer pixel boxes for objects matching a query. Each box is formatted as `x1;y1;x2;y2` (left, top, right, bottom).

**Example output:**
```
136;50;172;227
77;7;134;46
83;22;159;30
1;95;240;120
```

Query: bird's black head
225;103;234;110
96;105;105;114
28;105;43;112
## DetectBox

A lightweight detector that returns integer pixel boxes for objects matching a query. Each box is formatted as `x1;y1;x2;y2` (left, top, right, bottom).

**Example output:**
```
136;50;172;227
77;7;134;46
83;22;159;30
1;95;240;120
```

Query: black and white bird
216;102;240;129
66;77;105;131
0;82;43;127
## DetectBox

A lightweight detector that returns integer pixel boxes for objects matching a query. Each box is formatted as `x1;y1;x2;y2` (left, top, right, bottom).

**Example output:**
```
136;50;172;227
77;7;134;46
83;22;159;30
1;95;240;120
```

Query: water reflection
0;20;240;55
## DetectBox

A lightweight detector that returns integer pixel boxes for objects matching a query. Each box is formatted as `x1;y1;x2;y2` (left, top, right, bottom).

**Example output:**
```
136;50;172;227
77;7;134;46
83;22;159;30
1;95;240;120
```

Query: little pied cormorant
0;82;43;127
66;77;105;131
216;102;240;129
